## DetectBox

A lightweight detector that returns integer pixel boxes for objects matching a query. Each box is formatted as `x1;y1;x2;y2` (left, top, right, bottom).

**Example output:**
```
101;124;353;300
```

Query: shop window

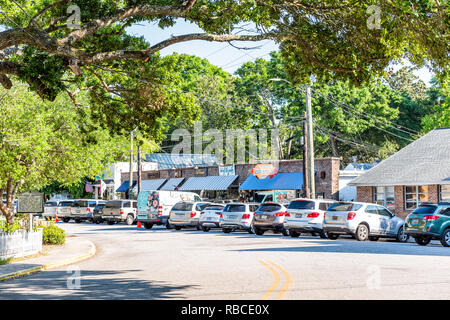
373;186;395;209
404;186;429;210
439;185;450;201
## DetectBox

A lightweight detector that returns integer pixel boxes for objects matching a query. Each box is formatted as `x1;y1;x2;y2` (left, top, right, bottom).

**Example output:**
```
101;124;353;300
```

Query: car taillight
242;214;250;220
219;213;223;219
86;208;91;213
307;212;320;218
158;206;163;216
284;212;291;217
275;212;288;217
425;215;439;220
347;212;356;220
120;209;124;215
190;212;196;218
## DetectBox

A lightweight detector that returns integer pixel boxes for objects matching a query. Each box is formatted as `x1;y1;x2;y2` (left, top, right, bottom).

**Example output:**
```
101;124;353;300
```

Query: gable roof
350;128;450;186
144;153;219;170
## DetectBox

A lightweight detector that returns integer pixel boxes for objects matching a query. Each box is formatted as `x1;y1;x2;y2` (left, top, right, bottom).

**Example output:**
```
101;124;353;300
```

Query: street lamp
269;78;315;199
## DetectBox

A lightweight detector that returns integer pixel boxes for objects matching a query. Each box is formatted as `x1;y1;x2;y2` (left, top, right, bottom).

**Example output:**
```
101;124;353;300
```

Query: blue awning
160;178;185;191
132;179;167;193
238;172;303;191
179;175;238;191
116;180;136;192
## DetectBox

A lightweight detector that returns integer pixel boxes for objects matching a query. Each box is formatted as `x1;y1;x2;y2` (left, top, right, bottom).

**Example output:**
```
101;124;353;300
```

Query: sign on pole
17;191;44;214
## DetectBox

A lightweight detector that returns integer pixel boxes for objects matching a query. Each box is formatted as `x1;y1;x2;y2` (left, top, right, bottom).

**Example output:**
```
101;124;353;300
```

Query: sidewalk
0;236;96;282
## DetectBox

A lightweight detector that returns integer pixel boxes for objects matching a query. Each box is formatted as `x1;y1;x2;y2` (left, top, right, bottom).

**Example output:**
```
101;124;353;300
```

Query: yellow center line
269;261;293;300
259;260;281;300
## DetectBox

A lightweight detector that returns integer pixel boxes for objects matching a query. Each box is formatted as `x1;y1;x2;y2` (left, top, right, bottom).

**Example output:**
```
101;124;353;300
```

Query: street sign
17;191;44;213
219;165;235;176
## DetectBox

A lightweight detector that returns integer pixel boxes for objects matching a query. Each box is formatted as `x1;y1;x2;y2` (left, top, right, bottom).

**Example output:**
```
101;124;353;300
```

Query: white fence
0;229;43;260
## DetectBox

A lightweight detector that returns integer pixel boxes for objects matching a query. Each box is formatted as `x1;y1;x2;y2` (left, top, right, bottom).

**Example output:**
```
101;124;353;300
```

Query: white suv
323;202;408;242
219;203;260;234
169;201;210;230
284;198;337;238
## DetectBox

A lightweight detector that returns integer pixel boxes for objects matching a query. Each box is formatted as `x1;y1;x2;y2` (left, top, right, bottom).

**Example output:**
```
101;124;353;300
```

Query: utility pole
305;85;315;199
129;130;134;200
302;112;310;198
137;144;142;195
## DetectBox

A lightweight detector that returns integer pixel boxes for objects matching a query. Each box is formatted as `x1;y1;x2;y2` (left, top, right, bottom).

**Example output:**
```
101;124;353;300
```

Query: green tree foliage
0;83;128;224
421;79;450;131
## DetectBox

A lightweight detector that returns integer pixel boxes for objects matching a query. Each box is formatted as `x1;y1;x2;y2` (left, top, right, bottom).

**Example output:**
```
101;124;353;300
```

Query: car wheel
196;225;201;231
327;233;339;240
202;226;210;232
254;228;264;236
281;228;289;236
143;222;153;229
174;226;182;230
75;219;82;224
319;230;327;239
222;228;231;234
369;236;379;241
414;236;431;246
290;230;300;238
355;224;369;241
125;214;134;226
165;222;172;229
106;221;115;225
396;226;409;243
63;218;70;223
440;229;450;247
95;220;101;224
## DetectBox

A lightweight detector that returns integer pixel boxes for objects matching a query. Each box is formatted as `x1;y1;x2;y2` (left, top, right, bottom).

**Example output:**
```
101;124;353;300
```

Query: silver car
169;201;210;230
252;202;290;236
198;204;225;232
43;200;60;220
219;203;260;234
56;200;74;222
70;199;105;223
323;202;409;242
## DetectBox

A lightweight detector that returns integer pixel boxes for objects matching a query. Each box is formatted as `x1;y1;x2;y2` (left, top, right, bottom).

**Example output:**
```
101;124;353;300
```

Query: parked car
219;203;260;234
323;202;408;242
252;202;290;236
169;201;210;230
43;200;60;220
284;198;337;238
198;204;225;232
70;199;105;223
137;191;202;229
101;200;137;225
57;200;75;222
404;202;450;247
89;202;106;224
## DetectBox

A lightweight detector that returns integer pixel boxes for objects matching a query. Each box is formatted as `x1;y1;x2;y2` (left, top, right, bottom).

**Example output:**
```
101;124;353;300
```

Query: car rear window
105;201;123;208
224;205;246;212
196;203;210;211
258;204;282;212
72;200;89;207
328;203;363;212
412;206;437;215
58;201;73;207
204;205;224;211
172;202;193;211
288;200;315;210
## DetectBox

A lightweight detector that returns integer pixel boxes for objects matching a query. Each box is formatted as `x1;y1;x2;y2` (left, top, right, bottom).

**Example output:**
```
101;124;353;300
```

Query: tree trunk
330;135;340;158
0;179;23;226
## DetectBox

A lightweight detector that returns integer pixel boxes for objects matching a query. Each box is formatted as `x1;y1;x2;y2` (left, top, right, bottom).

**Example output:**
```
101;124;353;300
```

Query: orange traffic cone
137;221;142;229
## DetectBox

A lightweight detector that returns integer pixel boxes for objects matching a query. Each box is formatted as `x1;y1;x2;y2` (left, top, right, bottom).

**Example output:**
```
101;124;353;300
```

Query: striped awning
239;172;303;191
116;180;136;192
132;179;167;193
178;175;238;191
160;178;185;191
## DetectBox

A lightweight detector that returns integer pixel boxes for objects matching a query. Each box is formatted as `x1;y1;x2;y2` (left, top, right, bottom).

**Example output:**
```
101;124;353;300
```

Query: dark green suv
404;202;450;247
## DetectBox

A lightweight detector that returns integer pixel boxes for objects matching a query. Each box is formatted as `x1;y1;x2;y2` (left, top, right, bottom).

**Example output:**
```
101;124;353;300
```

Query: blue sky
127;19;434;85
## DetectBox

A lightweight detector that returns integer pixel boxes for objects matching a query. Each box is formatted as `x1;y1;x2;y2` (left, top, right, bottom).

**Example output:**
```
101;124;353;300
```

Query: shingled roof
350;128;450;186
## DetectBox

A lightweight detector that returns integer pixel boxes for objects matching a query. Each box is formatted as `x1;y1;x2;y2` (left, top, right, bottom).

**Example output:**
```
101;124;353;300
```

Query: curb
0;240;96;282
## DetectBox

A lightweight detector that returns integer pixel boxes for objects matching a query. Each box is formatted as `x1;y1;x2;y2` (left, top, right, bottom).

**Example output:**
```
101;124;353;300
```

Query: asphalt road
1;222;450;300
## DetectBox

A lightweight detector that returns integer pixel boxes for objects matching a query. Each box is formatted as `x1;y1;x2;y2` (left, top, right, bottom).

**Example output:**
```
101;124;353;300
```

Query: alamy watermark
367;5;382;30
67;266;81;289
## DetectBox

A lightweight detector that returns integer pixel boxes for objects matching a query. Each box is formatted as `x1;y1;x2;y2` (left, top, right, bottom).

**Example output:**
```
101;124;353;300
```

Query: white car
43;200;60;219
198;204;225;232
323;202;409;242
169;201;210;230
56;200;74;222
219;203;260;234
284;198;337;238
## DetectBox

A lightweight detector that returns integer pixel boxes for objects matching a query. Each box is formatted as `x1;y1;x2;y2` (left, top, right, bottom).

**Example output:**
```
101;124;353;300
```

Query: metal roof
144;153;219;170
178;175;238;191
239;172;303;191
132;179;167;193
116;180;136;192
160;178;185;191
350;128;450;186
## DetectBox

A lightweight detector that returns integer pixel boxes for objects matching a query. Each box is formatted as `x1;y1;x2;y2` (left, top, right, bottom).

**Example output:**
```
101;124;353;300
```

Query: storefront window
373;186;395;210
405;186;429;210
440;185;450;201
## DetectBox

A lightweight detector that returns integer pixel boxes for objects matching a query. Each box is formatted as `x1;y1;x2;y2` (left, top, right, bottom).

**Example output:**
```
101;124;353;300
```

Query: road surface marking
269;261;293;299
259;260;280;300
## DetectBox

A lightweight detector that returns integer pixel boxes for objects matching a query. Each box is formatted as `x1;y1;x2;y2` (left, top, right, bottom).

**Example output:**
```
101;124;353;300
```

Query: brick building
351;128;450;219
120;157;341;200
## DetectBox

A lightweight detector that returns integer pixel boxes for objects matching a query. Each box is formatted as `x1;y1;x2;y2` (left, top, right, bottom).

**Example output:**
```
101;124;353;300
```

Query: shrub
38;224;66;245
0;220;21;233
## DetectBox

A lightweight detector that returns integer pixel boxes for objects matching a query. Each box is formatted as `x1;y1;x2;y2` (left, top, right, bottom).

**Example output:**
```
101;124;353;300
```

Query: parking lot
0;222;450;300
